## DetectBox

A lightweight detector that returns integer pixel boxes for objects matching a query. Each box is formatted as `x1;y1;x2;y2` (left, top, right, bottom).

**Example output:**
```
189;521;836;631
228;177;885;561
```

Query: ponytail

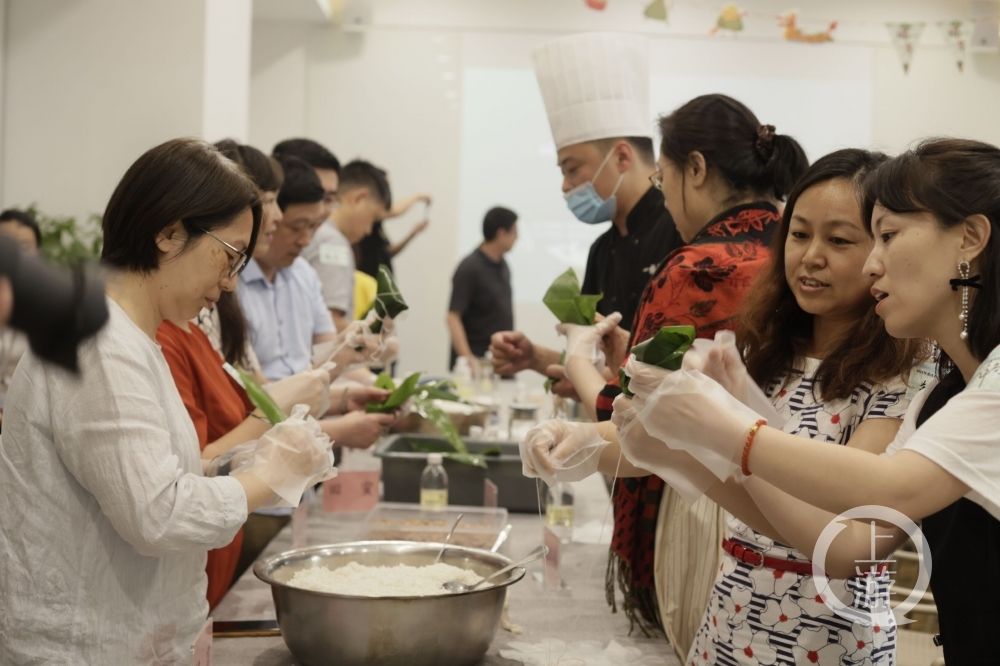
658;94;808;201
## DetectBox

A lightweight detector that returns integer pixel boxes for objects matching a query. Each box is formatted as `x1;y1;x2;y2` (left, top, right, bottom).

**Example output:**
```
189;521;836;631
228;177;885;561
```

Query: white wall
202;0;253;142
1;0;255;220
250;0;1000;377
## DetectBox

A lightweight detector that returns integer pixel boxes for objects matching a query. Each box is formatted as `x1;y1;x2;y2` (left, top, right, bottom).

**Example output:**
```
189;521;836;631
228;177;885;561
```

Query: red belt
722;538;814;576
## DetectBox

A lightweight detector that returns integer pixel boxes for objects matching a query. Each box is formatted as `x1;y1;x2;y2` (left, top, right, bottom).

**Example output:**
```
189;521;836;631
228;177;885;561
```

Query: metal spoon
433;513;464;564
442;544;548;593
490;523;513;553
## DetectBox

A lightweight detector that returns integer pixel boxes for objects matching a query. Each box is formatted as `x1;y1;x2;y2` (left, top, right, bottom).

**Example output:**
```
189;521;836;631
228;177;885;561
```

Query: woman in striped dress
618;149;923;664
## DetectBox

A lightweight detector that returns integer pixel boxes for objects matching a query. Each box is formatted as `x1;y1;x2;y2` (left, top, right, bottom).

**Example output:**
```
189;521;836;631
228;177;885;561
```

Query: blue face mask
564;148;625;225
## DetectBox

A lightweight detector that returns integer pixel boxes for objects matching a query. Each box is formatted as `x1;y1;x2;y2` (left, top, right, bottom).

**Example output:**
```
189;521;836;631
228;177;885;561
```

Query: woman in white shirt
0;138;332;664
621;138;1000;663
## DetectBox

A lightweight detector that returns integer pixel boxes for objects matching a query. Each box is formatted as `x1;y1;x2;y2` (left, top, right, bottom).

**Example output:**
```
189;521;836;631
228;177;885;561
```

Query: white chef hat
532;32;651;150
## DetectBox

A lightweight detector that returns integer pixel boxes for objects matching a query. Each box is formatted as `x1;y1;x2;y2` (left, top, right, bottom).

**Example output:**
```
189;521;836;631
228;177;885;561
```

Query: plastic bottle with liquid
545;482;575;542
420;453;449;510
452;357;474;400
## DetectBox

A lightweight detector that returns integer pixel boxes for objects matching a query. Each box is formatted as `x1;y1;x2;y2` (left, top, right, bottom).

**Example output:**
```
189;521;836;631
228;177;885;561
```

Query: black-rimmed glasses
203;230;250;278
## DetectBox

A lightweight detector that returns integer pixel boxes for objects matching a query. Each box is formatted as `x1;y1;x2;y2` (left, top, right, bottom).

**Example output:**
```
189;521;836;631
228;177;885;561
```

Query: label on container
420;489;449;510
546;504;574;529
323;471;380;513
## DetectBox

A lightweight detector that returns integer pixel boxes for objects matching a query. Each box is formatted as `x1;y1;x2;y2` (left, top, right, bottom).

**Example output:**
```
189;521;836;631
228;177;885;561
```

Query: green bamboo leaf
366;372;422;413
542;268;602;325
620;325;697;397
237;368;286;425
368;264;409;334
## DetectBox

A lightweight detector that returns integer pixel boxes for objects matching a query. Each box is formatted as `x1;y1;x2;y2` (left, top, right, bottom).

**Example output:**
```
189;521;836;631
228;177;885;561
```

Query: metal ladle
442;544;548;593
433;513;464;564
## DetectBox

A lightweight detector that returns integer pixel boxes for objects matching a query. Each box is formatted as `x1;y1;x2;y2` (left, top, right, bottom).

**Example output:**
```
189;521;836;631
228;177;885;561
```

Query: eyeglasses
202;230;250;278
649;170;664;191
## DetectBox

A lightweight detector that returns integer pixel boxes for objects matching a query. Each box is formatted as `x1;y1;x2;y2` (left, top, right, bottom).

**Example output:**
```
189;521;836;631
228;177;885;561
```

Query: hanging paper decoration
779;10;837;43
940;20;970;72
710;4;745;35
886;22;925;74
643;0;672;23
585;0;608;10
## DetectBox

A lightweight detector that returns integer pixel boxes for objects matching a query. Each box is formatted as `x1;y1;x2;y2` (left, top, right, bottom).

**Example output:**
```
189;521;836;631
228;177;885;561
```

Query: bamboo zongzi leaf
620;325;696;397
542;268;603;325
237;368;287;425
368;264;409;334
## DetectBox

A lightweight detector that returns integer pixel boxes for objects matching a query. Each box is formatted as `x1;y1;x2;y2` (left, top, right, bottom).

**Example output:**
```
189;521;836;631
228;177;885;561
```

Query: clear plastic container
545;482;574;543
364;503;509;551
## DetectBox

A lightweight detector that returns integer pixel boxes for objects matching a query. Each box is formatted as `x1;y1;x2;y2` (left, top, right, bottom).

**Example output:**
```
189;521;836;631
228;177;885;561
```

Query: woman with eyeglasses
0;138;333;663
521;94;807;654
154;141;335;609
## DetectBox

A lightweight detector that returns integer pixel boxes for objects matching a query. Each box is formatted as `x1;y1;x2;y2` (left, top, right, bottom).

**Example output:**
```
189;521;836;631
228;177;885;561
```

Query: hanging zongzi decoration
887;22;925;74
643;0;671;23
710;3;745;35
940;20;970;72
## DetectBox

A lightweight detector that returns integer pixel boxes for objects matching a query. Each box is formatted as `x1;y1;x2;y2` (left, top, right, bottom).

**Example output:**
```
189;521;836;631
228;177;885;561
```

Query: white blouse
886;344;1000;521
0;299;248;664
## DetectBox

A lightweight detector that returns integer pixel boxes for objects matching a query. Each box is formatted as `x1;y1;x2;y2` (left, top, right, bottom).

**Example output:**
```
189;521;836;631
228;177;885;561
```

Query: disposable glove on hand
264;364;335;418
636;369;765;482
612;394;716;501
519;420;610;486
695;330;780;422
556;311;623;370
233;405;335;507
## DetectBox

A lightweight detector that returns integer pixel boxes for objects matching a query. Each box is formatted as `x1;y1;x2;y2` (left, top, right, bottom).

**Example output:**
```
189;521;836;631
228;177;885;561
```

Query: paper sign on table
323;470;380;512
483;479;498;508
193;618;213;666
543;526;561;591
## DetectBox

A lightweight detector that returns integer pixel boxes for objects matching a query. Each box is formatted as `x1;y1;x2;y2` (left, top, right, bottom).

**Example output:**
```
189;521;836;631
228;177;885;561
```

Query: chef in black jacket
491;32;680;391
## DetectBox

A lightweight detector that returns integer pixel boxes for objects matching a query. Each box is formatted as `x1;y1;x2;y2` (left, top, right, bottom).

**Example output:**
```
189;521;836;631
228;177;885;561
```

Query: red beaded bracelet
741;419;767;476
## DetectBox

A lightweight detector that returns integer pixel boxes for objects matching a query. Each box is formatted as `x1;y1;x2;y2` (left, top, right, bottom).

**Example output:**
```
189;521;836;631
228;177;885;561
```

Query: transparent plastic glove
233;405;335;507
622;338;715;406
204;440;257;477
696;330;784;426
556;312;623;369
612;394;715;501
519;420;610;486
637;369;764;482
264;364;335;418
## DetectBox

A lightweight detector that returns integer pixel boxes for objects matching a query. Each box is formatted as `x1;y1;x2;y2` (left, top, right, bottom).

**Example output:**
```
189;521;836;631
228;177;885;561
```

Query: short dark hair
483;206;517;241
659;93;808;201
595;137;656;164
339;160;392;209
0;208;42;247
863;138;1000;376
215;139;283;192
275;156;325;211
272;138;341;174
101;138;261;272
739;148;920;401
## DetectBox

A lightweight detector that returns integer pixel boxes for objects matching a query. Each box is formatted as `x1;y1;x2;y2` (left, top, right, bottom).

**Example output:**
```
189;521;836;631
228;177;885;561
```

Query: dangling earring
958;261;971;340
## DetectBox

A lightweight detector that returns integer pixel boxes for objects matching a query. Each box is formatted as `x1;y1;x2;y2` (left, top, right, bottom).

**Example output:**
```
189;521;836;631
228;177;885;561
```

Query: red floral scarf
597;202;781;634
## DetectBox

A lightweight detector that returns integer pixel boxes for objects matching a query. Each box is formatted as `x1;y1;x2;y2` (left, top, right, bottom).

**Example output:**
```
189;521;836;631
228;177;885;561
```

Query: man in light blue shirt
239;156;336;380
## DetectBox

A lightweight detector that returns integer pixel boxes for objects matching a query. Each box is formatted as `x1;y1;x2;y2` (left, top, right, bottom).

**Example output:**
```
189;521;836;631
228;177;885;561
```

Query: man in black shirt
490;33;680;390
447;207;517;370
